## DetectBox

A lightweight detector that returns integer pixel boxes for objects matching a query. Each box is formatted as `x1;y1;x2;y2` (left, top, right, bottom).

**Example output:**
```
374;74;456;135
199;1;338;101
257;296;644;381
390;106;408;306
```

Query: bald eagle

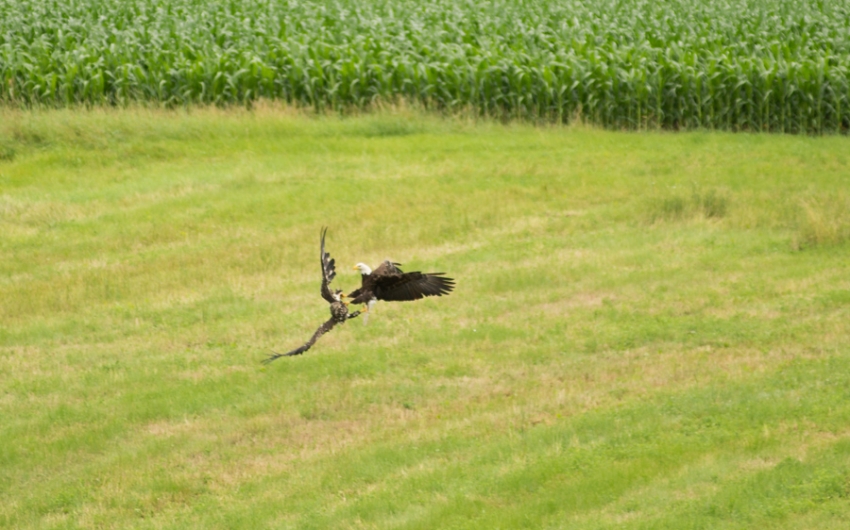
263;228;360;363
348;260;455;320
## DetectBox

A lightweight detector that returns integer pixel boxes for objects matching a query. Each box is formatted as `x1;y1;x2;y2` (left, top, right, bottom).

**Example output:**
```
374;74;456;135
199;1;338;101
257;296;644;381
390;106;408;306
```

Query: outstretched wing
372;261;455;302
263;317;338;363
320;227;337;303
262;309;362;364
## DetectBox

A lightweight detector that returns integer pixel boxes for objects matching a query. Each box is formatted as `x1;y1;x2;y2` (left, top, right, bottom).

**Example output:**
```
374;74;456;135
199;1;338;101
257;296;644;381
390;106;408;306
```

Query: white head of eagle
353;263;372;275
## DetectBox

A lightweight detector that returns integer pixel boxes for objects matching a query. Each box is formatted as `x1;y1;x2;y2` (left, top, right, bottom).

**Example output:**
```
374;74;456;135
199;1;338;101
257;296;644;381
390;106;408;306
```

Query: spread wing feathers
263;309;362;363
375;271;456;301
263;318;338;363
320;227;337;303
365;260;455;302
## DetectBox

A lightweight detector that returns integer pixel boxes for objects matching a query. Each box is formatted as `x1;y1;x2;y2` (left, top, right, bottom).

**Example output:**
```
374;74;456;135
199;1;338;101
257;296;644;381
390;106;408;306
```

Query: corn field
2;0;850;133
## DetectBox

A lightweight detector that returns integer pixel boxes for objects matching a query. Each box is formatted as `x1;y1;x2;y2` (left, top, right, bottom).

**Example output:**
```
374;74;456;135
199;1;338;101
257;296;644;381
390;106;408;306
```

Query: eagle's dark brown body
330;300;349;322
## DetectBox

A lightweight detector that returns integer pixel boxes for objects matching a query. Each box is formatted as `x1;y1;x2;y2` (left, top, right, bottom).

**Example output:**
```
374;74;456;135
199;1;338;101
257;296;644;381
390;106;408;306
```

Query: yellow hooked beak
352;265;358;270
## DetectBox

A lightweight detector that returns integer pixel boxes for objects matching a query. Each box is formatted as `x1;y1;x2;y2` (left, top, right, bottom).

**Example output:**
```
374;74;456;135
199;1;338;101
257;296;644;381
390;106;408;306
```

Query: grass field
2;107;850;528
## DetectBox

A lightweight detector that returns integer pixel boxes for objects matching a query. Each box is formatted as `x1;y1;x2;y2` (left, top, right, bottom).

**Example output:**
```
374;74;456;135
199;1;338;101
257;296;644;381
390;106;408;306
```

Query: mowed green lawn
2;107;850;529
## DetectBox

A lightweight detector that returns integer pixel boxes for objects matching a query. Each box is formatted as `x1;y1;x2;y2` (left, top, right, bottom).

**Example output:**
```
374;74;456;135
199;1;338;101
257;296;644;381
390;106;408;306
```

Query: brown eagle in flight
262;228;361;363
349;261;455;323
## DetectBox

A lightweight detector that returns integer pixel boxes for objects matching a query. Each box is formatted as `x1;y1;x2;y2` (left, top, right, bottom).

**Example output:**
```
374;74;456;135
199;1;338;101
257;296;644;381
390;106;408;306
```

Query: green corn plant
0;0;848;133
